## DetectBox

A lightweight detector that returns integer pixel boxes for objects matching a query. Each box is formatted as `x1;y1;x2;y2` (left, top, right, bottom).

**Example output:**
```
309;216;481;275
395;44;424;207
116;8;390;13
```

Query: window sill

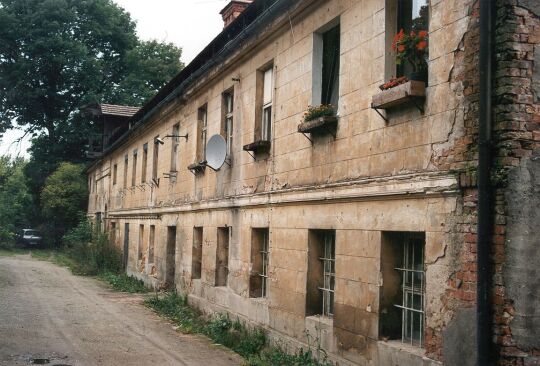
243;140;271;153
297;116;338;136
378;339;425;357
371;80;426;113
305;314;334;326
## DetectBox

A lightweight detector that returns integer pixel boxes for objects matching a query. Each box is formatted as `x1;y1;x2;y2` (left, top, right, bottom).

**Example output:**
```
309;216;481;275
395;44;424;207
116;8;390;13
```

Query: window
256;67;274;141
215;227;230;287
312;21;340;109
110;222;116;244
138;224;144;261
380;232;425;347
152;136;159;181
222;91;234;156
197;106;208;162
148;225;155;263
123;155;128;189
386;0;429;79
250;228;269;298
142;143;148;183
192;227;203;279
131;149;138;186
113;164;117;185
306;230;335;317
171;123;180;172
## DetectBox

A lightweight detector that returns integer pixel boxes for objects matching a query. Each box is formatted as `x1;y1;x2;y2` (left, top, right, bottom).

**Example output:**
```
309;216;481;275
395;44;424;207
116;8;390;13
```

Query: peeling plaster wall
504;155;540;350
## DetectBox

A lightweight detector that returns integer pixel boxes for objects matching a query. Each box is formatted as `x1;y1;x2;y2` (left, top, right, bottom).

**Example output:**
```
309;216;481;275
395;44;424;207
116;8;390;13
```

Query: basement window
380;232;425;347
148;225;155;264
215;227;230;287
250;228;269;298
306;230;335;317
138;224;144;261
192;227;203;280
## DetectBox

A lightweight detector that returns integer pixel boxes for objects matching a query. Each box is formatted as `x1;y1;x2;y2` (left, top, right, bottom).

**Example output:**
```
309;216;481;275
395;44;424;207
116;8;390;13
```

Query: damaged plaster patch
443;308;477;366
426;232;447;264
504;155;540;350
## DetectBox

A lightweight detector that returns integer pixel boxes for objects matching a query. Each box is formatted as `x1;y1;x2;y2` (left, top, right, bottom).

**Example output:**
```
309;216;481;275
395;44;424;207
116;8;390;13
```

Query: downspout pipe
477;0;495;365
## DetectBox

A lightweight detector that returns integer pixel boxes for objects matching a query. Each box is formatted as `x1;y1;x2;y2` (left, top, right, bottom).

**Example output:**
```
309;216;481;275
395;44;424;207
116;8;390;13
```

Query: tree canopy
0;0;185;218
0;157;34;247
41;162;88;245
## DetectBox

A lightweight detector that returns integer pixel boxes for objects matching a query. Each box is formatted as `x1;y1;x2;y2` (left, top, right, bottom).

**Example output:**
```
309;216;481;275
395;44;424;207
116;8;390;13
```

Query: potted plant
392;29;428;82
298;104;337;136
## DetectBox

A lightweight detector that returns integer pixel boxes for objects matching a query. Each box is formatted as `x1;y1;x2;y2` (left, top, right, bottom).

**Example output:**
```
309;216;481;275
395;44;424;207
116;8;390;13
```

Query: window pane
262;106;271;141
322;25;340;107
263;68;273;105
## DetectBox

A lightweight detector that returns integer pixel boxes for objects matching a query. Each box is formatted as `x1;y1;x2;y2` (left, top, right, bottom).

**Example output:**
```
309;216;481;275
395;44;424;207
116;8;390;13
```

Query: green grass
145;292;333;366
99;272;147;293
0;247;28;257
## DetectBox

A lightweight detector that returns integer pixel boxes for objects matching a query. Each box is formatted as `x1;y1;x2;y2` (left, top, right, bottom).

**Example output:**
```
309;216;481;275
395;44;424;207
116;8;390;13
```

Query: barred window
380;232;425;347
306;230;335;317
250;228;269;298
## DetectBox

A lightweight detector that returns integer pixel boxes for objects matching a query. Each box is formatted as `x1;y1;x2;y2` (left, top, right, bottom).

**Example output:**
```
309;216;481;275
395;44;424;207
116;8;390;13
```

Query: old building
86;0;539;365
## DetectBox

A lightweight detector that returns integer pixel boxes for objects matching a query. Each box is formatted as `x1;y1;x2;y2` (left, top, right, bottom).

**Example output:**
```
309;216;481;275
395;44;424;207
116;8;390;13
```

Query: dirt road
0;253;242;366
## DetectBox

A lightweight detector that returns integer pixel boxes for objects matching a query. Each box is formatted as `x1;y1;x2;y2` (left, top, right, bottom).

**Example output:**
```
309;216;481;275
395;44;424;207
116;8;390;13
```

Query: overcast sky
0;0;228;158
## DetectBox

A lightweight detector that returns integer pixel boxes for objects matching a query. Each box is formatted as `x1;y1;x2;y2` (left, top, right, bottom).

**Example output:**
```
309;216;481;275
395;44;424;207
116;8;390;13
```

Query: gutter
477;0;495;364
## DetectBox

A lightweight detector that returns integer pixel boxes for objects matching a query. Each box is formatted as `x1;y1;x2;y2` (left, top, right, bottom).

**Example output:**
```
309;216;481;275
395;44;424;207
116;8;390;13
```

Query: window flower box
371;80;426;112
243;140;271;154
298;116;338;135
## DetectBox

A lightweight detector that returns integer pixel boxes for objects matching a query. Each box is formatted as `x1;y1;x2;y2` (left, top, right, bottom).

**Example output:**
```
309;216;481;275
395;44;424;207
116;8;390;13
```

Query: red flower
418;30;428;38
392;29;405;50
417;40;428;51
398;44;406;53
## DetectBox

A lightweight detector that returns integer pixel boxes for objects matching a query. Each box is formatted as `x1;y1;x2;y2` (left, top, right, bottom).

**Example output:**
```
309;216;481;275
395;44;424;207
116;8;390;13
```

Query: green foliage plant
303;104;335;122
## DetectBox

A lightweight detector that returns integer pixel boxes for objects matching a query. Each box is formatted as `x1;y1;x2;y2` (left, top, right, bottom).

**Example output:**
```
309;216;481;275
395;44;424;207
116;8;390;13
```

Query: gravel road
0;253;242;366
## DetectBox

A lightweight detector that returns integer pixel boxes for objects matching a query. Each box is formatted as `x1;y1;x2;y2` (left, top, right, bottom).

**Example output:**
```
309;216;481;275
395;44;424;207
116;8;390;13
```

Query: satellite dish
206;134;227;171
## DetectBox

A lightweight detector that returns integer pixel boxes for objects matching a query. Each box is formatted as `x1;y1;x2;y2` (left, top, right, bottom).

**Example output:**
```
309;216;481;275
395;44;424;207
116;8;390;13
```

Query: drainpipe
477;0;495;365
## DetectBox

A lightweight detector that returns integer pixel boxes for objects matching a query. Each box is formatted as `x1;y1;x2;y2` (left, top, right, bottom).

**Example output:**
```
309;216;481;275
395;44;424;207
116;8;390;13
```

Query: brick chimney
220;0;253;28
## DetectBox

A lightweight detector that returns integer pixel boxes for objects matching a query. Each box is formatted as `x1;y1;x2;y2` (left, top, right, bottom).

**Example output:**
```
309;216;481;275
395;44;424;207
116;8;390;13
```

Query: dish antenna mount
205;134;228;171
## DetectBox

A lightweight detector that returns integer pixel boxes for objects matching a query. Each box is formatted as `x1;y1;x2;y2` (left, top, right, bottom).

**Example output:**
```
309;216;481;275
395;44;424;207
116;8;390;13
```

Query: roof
97;104;139;117
89;0;305;166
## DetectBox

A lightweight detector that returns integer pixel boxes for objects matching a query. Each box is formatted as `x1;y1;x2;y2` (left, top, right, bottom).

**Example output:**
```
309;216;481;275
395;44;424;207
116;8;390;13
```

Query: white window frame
261;67;273;141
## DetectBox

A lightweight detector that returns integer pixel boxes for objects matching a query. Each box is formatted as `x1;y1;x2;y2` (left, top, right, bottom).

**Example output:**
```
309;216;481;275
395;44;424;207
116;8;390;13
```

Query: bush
62;219;122;275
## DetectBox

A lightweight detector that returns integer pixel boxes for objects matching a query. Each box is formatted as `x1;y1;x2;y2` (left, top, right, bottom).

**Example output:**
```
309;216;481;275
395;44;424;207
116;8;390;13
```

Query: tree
41;162;87;245
113;40;184;106
0;157;34;247
0;0;184;210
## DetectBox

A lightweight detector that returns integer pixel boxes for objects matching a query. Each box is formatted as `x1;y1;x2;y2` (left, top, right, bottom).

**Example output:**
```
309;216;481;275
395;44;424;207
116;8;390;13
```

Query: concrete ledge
377;340;442;366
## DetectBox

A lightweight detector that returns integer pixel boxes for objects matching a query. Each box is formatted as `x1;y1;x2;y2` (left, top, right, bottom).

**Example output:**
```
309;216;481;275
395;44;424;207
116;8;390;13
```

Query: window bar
258;232;269;298
318;234;335;317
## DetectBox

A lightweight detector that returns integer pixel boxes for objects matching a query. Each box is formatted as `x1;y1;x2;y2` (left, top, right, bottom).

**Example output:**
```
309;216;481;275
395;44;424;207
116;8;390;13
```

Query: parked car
17;229;42;247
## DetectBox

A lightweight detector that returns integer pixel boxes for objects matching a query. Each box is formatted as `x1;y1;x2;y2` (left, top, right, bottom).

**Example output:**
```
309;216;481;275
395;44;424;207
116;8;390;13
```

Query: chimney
220;0;253;28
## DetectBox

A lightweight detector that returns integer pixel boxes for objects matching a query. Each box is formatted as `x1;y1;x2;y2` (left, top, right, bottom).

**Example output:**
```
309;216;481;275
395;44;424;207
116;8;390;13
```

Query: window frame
171;123;180;172
222;91;234;157
131;149;138;187
197;105;208;162
142;143;148;183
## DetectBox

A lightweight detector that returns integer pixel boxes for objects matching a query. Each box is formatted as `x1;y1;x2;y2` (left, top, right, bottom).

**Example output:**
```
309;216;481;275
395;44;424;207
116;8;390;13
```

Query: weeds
145;292;333;366
100;272;147;293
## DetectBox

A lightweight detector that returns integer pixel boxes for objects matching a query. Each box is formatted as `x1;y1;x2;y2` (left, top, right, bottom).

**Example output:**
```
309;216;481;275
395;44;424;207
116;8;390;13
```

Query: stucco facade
87;0;540;365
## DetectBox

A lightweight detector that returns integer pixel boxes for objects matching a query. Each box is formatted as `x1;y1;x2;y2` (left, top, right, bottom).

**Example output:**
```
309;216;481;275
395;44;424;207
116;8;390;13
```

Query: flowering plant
379;76;409;91
392;29;428;72
303;104;335;122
